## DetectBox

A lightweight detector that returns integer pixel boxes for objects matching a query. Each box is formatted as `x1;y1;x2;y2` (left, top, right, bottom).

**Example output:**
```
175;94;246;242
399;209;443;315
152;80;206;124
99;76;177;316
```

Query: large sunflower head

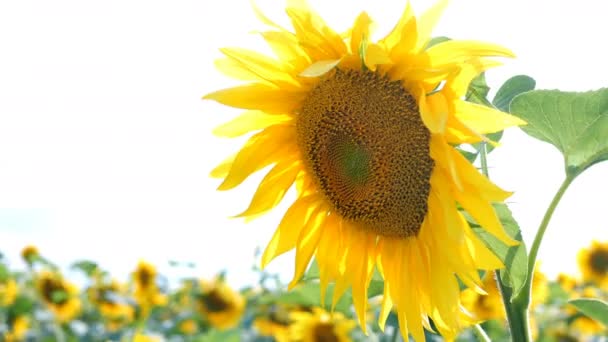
577;240;608;289
286;307;355;342
206;0;524;339
36;271;81;323
195;278;245;330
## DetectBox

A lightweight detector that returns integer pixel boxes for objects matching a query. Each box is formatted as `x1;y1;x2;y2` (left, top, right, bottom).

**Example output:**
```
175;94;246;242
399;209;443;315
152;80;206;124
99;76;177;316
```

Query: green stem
472;324;491;342
479;142;529;341
515;175;575;307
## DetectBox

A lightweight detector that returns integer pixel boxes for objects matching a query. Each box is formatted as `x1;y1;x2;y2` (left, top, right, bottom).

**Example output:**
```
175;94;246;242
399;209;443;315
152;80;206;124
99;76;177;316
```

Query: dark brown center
313;322;339;342
590;248;608;274
297;69;433;238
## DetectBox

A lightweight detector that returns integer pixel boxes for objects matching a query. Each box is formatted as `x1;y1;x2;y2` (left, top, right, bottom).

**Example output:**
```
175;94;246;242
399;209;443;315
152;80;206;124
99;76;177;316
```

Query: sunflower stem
513;175;575;310
479;142;529;341
472;324;491;342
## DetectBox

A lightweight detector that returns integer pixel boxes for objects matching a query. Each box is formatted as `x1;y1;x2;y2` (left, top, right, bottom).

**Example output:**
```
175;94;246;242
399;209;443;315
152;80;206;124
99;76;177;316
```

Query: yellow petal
218;125;296;190
286;3;346;61
419;91;448;133
219;48;300;87
446;58;502;97
415;0;449;52
364;43;391;70
260;30;311;70
289;205;326;288
203;83;306;115
236;158;301;217
453;101;526;134
381;2;415;51
350;12;372;55
299;59;341;77
213;111;292;138
463;220;504;270
424;40;515;68
261;195;322;268
210;154;236;178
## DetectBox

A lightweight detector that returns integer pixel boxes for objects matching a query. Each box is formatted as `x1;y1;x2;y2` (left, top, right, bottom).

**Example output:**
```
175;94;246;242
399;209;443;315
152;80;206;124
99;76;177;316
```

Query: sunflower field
2;0;608;341
0;242;607;341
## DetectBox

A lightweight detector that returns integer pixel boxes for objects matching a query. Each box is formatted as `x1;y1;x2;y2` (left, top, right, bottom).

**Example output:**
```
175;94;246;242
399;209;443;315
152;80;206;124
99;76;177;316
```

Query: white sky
0;0;606;287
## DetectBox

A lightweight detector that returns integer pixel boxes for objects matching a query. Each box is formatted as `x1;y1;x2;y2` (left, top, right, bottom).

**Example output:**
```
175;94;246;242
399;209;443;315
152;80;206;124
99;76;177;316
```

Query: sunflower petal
420;91;448;133
213;111;292;137
236;159;301;217
350;12;372;54
218;125;296;190
220;48;301;87
289;205;326;288
261;195;321;268
299;59;341;77
424;40;515;68
204;83;306;115
415;0;449;51
453;101;527;134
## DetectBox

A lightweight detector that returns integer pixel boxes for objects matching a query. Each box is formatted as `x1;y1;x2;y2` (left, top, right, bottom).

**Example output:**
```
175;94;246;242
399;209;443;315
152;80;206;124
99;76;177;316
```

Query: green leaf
467;203;528;300
197;328;241;342
568;298;608;326
426;36;451;49
510;88;608;177
70;260;99;277
466;72;490;105
492;75;536;112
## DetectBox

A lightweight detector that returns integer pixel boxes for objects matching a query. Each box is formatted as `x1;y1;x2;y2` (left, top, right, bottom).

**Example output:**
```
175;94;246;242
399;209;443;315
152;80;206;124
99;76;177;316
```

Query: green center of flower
297;69;433;238
590;249;608;274
41;278;69;306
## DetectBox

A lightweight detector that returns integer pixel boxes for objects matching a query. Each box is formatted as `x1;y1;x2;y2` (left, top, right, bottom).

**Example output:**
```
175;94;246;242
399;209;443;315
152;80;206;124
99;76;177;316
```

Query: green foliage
568;298;608;326
467;204;528;300
510;88;608;177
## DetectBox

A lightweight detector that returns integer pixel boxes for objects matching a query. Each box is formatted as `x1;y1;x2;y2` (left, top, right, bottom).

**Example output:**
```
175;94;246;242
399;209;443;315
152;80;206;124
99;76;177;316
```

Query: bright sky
0;0;606;288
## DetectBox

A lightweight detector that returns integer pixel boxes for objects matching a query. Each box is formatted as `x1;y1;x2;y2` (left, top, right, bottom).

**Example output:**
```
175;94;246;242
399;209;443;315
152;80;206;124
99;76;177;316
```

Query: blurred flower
460;272;505;323
577;240;608;289
133;333;162;342
132;260;167;318
20;245;39;265
531;264;549;308
88;280;135;331
178;318;198;335
0;277;18;306
557;273;578;293
3;316;29;342
286;307;355;342
196;278;245;330
253;305;293;340
206;0;521;338
567;286;606;335
36;271;81;322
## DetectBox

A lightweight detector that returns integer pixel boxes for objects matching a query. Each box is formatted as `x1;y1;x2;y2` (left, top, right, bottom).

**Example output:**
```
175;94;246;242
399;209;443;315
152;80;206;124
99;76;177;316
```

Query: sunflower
36;271;81;322
88;280;135;331
0;277;18;306
20;245;39;265
195;278;245;330
577;240;608;289
567;286;606;335
206;0;524;339
3;316;29;342
557;273;578;293
285;307;355;342
460;272;505;323
253;304;296;340
178;318;199;335
132;260;167;318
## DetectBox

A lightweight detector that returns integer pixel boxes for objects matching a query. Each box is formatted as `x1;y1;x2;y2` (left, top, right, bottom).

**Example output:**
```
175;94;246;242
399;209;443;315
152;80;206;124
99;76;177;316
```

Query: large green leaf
467;203;528;300
492;75;536;112
510;88;608;177
568;298;608;326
